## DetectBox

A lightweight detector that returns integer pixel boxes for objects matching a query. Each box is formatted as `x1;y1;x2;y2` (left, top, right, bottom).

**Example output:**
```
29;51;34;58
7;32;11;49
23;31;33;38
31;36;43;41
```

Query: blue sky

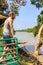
13;0;43;30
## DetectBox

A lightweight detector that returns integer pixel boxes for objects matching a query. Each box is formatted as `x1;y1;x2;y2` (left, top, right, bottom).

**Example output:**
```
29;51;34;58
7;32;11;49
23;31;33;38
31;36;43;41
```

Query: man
0;11;16;61
34;24;43;57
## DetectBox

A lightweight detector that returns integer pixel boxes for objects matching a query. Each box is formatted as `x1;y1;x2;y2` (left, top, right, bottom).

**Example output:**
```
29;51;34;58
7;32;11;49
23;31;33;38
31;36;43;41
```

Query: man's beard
12;17;14;19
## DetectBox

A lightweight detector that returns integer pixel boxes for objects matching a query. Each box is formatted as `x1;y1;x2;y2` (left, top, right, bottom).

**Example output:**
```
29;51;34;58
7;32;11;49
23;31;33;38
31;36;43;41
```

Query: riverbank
18;47;43;65
16;27;35;32
16;27;37;36
16;28;34;32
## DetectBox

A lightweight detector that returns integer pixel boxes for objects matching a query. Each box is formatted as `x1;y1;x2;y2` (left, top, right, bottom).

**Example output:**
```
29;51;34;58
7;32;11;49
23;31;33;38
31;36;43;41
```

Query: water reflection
25;45;34;53
25;45;43;54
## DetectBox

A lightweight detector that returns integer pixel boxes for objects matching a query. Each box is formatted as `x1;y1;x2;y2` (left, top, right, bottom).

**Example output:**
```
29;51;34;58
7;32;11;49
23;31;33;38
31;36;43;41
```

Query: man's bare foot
3;57;7;61
0;57;4;62
0;57;6;62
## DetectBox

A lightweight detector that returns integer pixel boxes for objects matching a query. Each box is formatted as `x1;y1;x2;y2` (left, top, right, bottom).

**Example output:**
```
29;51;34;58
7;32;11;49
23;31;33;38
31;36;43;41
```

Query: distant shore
16;27;35;32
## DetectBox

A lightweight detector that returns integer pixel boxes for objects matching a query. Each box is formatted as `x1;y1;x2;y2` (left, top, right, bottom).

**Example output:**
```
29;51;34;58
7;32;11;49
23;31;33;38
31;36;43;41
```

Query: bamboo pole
0;52;16;56
7;61;17;65
0;48;16;52
2;61;17;65
0;43;16;47
0;57;17;63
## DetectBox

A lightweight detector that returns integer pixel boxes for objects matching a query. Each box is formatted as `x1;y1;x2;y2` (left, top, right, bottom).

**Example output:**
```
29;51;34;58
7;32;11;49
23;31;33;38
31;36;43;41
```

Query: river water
15;32;43;54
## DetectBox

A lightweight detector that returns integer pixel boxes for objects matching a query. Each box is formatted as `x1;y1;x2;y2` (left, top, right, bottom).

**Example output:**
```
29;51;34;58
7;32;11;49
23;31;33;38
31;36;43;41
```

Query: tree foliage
34;11;43;36
30;0;43;9
30;0;43;36
0;0;8;12
0;0;26;15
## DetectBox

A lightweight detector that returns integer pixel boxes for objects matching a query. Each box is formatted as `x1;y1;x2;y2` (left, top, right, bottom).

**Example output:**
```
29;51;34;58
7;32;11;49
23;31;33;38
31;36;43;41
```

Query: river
15;32;43;54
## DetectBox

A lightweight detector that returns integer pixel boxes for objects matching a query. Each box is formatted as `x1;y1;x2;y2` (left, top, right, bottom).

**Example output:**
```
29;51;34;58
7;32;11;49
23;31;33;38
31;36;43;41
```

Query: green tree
0;0;26;14
30;0;43;36
0;0;8;12
34;11;43;36
30;0;43;9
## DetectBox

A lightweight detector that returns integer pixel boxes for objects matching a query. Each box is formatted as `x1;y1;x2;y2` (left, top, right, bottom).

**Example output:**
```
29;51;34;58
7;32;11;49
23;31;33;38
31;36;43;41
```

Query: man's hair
9;11;15;16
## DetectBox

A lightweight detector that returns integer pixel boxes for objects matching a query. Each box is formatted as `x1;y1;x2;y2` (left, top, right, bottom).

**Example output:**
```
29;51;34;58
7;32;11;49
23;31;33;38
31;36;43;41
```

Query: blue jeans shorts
3;35;11;44
3;35;15;47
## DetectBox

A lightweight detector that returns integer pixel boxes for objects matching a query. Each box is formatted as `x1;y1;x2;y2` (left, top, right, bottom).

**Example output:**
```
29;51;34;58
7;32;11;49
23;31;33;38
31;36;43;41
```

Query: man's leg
9;45;16;59
10;50;16;59
0;46;8;60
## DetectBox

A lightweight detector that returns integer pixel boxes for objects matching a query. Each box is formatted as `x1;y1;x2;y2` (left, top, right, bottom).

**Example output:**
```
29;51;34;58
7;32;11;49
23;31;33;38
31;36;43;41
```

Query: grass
18;55;33;65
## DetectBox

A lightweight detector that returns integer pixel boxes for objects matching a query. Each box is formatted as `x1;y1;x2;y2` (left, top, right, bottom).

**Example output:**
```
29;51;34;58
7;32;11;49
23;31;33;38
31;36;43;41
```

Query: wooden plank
5;43;15;46
7;61;17;65
0;44;16;48
2;62;7;65
0;43;15;46
3;52;16;55
2;61;17;65
0;48;16;52
0;57;16;63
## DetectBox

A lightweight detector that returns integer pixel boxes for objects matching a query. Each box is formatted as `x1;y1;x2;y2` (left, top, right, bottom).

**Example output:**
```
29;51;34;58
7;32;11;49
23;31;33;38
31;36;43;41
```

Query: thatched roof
0;12;8;27
0;15;7;19
0;12;8;19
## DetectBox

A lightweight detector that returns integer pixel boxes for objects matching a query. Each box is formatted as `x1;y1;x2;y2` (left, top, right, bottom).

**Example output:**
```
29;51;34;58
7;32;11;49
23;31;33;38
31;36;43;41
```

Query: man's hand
13;35;16;38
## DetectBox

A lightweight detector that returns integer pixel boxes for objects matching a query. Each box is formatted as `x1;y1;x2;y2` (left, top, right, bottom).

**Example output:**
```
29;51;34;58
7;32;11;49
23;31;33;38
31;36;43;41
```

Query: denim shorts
3;35;11;44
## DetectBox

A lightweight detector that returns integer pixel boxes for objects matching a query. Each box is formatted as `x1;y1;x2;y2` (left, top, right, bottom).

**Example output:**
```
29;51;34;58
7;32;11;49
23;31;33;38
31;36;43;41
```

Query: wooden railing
0;37;18;65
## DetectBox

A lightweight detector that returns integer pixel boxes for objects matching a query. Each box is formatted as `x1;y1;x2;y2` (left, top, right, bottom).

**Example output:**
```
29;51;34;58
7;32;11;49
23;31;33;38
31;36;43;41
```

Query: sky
12;0;43;30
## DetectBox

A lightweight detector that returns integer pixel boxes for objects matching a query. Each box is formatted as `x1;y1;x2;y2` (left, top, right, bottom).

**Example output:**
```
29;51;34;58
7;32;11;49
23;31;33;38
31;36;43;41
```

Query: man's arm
8;19;15;38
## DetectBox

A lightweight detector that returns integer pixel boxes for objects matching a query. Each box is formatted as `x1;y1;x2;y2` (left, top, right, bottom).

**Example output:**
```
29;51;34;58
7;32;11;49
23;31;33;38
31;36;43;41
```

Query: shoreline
19;47;43;65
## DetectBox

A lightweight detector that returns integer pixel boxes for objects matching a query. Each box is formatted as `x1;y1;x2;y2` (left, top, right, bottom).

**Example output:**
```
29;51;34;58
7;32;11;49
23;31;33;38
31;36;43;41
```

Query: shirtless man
0;11;15;61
